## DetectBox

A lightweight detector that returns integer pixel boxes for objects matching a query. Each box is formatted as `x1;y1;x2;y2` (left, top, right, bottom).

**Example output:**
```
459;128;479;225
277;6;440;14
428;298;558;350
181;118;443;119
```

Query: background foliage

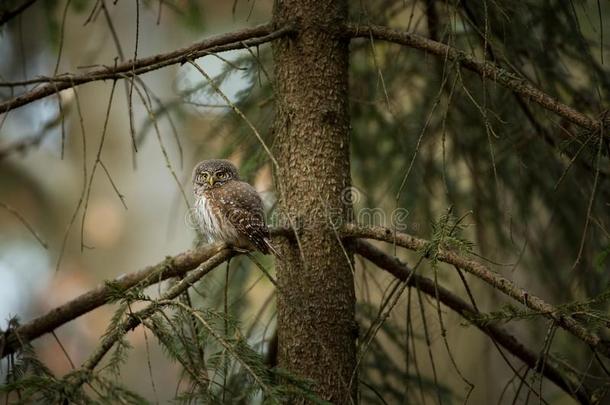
0;0;608;403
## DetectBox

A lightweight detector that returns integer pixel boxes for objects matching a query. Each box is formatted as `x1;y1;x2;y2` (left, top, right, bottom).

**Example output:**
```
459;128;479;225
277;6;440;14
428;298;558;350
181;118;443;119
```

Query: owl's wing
217;181;270;254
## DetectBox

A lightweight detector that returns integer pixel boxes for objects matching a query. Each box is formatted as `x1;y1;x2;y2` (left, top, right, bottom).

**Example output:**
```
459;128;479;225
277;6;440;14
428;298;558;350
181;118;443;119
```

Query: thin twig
571;123;605;271
0;202;48;249
79;80;118;251
52;0;72;76
123;75;190;209
55;84;87;272
51;331;75;369
99;160;128;210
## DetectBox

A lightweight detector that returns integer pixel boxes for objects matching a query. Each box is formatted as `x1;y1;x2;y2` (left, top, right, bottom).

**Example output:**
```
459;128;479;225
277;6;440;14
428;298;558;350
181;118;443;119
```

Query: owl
192;159;276;255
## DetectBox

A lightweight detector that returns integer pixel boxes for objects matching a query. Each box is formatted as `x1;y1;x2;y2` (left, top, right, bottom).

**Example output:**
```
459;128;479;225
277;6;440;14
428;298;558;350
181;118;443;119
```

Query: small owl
192;159;276;255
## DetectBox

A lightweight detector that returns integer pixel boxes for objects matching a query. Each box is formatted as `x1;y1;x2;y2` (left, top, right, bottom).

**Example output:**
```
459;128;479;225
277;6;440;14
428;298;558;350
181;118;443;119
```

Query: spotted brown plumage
192;159;276;255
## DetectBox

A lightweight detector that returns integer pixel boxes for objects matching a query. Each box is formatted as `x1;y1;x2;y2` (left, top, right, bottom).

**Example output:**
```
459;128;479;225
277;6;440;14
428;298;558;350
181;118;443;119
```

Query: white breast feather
195;195;239;244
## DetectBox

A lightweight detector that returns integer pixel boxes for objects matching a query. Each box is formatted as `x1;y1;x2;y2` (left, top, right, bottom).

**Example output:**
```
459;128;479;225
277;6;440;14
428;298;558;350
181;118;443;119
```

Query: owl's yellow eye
216;171;228;180
198;172;209;183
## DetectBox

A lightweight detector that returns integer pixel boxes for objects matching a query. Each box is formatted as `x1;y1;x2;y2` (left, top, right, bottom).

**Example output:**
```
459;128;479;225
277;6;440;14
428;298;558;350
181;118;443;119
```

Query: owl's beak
208;176;215;186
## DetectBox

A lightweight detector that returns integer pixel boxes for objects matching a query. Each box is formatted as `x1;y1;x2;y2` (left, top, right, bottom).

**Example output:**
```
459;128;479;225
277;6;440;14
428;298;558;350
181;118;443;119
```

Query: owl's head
193;159;239;195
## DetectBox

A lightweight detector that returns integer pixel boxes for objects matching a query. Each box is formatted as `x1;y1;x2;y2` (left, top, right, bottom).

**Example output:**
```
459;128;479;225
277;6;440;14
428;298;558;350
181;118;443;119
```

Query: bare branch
0;23;295;114
346;23;608;136
343;223;610;359
352;239;593;405
0;0;37;27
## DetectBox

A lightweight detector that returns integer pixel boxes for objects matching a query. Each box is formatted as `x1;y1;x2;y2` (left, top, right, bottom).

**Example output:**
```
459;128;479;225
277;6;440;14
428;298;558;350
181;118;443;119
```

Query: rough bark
272;0;357;402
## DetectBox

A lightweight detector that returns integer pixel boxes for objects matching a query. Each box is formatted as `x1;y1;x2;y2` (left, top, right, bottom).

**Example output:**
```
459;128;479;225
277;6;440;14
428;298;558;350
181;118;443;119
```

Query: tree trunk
271;0;357;403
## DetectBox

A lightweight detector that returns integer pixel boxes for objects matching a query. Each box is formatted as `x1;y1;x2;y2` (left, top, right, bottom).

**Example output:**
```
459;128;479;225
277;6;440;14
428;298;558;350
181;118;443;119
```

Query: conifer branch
343;224;610;359
0;23;294;114
352;239;593;405
346;23;608;137
76;249;234;380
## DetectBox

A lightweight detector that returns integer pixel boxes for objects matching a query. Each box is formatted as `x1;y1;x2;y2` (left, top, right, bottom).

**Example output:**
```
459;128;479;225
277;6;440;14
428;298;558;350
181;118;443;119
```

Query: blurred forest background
0;0;609;404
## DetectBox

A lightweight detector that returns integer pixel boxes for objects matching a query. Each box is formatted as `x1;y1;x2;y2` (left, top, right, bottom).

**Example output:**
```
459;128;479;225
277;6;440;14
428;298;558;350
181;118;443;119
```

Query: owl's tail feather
263;238;280;257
